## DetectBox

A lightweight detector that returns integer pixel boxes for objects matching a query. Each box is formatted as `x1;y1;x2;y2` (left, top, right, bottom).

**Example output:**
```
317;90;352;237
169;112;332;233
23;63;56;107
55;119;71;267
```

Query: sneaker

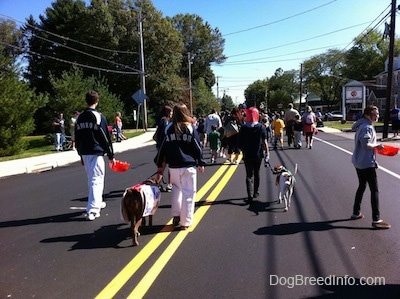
100;202;106;209
86;212;100;221
166;184;173;192
172;216;180;226
372;220;391;229
211;158;215;164
233;160;239;165
222;154;227;159
253;191;260;198
350;213;364;220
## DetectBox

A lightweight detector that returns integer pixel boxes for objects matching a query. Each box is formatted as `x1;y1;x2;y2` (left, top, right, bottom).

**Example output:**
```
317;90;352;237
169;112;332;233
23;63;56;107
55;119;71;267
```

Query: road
1;131;400;299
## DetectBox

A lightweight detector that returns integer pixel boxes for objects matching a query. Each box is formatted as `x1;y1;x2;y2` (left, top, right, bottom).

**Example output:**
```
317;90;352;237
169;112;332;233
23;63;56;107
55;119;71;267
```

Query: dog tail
120;188;130;223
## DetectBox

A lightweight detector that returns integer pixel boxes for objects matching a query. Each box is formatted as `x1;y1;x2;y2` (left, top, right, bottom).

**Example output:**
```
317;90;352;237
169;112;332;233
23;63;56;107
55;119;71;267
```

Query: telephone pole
383;0;397;139
138;9;148;131
188;52;193;116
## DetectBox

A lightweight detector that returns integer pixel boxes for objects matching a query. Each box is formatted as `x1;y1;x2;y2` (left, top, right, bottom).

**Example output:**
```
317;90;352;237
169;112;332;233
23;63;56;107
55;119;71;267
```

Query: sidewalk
0;130;155;178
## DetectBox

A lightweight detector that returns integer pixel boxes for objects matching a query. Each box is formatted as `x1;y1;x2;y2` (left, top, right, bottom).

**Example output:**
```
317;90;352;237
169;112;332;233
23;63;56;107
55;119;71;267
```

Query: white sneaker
166;184;173;192
86;212;100;221
222;154;227;159
100;202;106;209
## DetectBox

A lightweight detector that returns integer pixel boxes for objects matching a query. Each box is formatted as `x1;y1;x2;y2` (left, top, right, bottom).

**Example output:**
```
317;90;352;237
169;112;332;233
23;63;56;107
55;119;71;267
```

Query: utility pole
138;9;148;131
299;63;303;110
383;0;397;139
188;52;193;116
216;76;220;99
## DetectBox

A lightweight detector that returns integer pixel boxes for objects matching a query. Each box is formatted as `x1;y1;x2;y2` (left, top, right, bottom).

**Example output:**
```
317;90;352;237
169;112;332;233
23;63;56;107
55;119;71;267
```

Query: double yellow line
96;158;242;299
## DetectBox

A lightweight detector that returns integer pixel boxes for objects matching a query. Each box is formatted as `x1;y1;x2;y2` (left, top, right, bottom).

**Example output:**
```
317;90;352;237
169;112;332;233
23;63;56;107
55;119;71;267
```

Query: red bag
109;160;130;172
376;145;399;156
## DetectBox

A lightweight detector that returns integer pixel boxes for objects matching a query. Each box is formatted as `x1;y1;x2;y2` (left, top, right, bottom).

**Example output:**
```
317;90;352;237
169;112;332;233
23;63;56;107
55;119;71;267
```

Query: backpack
305;113;314;125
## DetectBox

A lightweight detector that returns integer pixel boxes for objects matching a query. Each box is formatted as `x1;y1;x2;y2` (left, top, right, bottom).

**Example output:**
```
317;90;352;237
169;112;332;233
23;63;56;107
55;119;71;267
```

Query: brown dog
121;178;161;245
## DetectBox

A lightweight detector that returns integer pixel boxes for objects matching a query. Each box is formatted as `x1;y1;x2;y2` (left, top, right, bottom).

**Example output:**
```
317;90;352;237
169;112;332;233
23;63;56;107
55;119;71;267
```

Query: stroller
62;136;73;151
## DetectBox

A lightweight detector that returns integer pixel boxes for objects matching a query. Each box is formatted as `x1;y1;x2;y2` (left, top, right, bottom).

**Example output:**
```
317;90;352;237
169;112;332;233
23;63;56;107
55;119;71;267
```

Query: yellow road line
95;163;234;299
127;160;241;298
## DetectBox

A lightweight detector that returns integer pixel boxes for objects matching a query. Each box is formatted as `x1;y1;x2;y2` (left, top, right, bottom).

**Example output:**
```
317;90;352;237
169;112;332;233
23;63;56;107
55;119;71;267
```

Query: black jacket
75;108;114;159
156;123;206;168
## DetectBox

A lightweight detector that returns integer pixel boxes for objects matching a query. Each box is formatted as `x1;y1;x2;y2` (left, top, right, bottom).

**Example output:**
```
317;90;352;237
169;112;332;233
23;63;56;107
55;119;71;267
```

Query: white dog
273;165;297;212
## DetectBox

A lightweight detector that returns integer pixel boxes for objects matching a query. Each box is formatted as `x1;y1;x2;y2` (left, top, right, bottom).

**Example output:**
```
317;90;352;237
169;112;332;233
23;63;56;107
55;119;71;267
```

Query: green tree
267;68;299;110
244;79;268;109
0;19;48;156
303;49;347;109
169;13;226;89
47;67;124;133
343;29;394;82
220;94;235;112
192;77;220;116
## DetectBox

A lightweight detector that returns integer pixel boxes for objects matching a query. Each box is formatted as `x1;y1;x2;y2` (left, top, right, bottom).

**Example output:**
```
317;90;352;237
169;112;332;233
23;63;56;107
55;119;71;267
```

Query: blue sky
0;0;397;104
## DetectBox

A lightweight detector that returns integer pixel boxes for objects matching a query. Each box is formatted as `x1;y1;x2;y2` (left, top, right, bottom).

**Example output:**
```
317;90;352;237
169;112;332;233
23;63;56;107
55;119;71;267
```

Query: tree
169;13;226;89
192;77;220;116
244;79;268;109
267;68;299;110
47;67;124;133
343;30;393;82
303;49;347;109
220;94;235;112
0;19;48;156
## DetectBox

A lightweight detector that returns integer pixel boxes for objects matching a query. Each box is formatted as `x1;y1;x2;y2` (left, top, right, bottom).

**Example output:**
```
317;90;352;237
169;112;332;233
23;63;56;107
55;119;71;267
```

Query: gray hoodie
351;117;377;169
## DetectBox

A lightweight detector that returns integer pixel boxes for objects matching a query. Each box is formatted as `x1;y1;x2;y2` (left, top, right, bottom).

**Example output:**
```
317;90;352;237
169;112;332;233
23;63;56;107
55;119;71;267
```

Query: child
271;113;285;150
292;114;303;149
208;124;221;163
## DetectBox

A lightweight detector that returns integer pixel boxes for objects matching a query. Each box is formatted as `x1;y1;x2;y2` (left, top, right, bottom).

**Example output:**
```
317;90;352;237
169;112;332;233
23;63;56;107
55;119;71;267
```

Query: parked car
324;110;343;121
346;109;362;121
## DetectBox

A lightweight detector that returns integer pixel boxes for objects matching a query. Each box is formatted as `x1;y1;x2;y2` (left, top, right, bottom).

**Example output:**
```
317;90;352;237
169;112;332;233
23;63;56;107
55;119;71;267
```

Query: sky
0;0;398;104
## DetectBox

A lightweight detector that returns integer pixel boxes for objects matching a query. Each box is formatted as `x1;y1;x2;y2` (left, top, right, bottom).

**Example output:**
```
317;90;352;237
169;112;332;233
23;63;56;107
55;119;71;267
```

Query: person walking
292;114;303;149
208;124;220;164
350;105;390;229
155;102;206;230
301;106;317;149
271;113;285;150
114;112;127;142
75;91;115;221
225;107;242;164
284;103;300;147
154;105;173;191
238;107;270;204
204;109;222;148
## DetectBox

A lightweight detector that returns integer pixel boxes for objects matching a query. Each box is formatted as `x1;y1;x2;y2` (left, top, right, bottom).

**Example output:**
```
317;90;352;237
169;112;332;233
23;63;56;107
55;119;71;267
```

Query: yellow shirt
272;118;285;135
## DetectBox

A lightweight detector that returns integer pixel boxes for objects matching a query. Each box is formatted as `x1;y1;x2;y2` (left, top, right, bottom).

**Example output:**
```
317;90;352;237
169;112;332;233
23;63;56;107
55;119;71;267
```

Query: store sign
345;86;363;103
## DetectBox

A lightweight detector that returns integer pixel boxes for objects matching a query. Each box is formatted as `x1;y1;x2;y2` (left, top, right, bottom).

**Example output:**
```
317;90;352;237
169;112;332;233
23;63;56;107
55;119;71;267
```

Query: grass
0;129;144;162
323;120;384;131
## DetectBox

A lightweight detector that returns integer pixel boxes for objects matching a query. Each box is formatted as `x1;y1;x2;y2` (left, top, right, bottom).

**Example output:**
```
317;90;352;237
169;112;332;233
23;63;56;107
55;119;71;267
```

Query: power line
223;0;338;37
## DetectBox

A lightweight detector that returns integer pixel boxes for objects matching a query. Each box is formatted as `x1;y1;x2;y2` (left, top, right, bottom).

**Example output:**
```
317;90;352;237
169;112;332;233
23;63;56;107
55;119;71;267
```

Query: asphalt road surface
1;131;400;299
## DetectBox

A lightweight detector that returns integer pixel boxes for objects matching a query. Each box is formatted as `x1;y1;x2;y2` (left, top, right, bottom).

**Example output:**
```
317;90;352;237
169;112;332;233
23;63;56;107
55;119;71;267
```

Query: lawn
0;130;144;162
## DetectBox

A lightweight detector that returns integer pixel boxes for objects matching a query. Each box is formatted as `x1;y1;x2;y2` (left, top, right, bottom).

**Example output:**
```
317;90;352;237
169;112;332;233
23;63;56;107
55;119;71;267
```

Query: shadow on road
254;218;373;236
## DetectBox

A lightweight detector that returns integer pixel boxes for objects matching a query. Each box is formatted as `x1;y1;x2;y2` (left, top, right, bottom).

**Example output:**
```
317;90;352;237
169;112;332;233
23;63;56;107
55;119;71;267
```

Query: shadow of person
254;218;373;236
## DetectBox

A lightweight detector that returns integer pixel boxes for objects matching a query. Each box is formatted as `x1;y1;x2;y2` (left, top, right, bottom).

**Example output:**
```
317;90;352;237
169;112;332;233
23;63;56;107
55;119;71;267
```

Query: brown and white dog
121;178;161;245
273;165;297;212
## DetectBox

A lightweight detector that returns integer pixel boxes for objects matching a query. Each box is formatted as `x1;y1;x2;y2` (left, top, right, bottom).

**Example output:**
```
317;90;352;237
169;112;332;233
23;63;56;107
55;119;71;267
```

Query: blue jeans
353;167;380;221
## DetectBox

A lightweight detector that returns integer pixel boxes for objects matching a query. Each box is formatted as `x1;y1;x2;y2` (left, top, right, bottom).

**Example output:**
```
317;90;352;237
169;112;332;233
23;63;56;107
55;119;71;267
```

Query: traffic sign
132;89;147;105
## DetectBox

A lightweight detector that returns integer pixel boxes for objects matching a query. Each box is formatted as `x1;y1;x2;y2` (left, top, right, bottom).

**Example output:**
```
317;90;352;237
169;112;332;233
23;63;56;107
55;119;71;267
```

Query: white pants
82;155;105;214
169;167;197;226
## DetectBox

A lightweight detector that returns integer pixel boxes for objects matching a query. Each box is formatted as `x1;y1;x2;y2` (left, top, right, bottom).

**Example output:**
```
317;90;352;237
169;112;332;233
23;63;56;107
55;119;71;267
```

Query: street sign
132;89;147;105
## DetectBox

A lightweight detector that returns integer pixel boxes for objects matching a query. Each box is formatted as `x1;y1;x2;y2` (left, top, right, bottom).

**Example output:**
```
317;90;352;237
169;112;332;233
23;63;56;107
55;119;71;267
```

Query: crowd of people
61;94;391;230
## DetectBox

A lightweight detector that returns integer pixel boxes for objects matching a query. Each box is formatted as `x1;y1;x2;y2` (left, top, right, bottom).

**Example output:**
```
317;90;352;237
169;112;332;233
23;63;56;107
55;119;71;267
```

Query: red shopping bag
376;145;399;156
